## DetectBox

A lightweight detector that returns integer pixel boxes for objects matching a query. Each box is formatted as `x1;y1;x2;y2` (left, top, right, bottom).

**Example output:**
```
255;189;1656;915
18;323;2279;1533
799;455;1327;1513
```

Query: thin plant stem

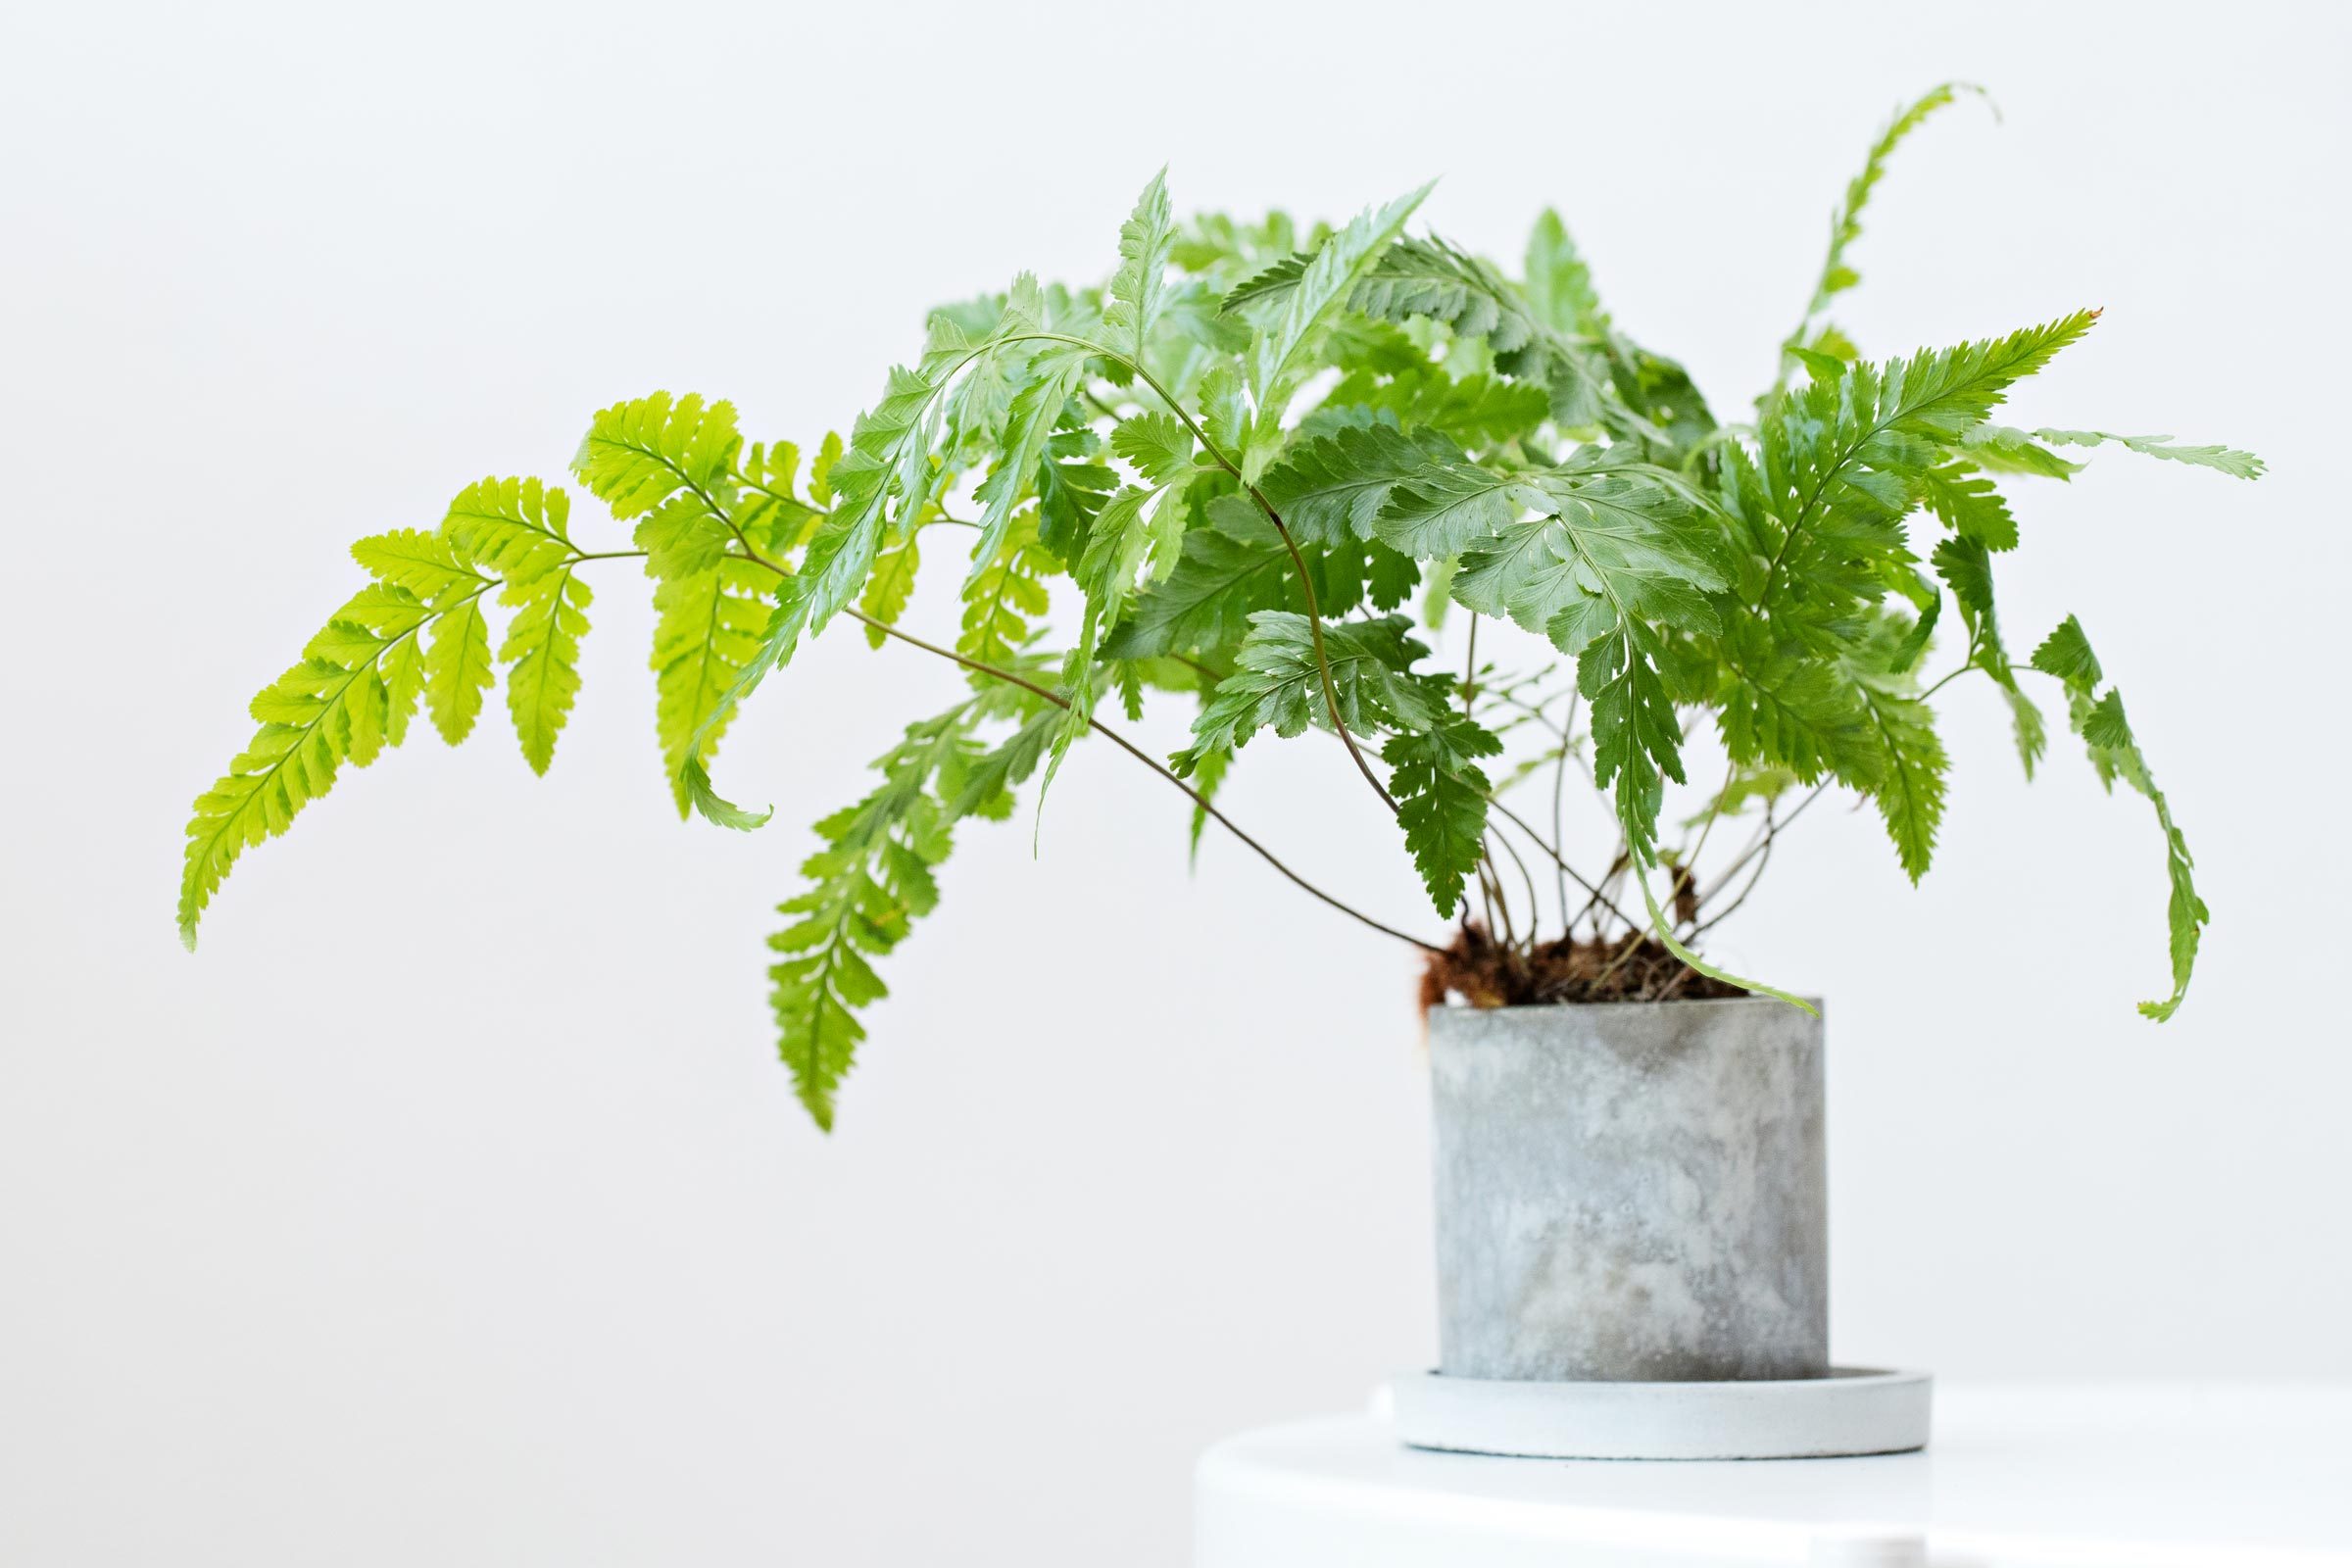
1549;688;1580;932
1694;782;1830;909
1488;826;1543;951
565;529;1443;956
1485;797;1637;932
839;606;1445;956
1690;803;1780;940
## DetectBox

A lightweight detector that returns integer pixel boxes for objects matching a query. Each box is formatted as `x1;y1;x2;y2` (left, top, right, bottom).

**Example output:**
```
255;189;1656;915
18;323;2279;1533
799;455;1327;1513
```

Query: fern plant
181;86;2259;1129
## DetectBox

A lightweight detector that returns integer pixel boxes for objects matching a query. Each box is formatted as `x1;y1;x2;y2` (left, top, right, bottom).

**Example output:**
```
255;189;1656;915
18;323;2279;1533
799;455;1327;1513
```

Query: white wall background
4;1;2346;1562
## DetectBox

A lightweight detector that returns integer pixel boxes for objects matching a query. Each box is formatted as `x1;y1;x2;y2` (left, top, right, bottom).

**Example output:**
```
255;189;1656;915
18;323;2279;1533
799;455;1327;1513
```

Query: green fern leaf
1854;678;1946;882
572;393;744;580
2028;428;2265;479
1373;459;1547;559
1781;83;1987;375
1034;416;1117;563
858;527;923;648
1242;183;1433;479
1102;500;1301;660
1354;235;1636;438
178;564;486;947
1102;169;1175;368
958;512;1054;669
1755;312;2098;623
1522;210;1609;336
2029;616;2206;1019
572;392;740;518
1217;250;1309;318
351;528;478;601
1258;423;1459;544
1174;612;1445;770
1916;461;2018;551
1957;423;2084;479
1110;411;1197;486
423;594;495;744
1931;536;2044;776
969;341;1089;574
1315;364;1549;449
746;280;1048;698
501;567;591;774
444;476;576;587
768;699;1038;1129
1383;710;1501;918
653;559;772;817
1451;466;1727;637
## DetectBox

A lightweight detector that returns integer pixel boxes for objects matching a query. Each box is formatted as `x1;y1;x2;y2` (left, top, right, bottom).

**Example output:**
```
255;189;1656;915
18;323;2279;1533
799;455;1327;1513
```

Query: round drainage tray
1391;1367;1934;1460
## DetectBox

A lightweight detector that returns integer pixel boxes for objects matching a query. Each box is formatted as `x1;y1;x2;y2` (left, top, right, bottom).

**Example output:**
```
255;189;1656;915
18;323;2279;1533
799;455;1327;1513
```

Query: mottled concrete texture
1429;999;1828;1383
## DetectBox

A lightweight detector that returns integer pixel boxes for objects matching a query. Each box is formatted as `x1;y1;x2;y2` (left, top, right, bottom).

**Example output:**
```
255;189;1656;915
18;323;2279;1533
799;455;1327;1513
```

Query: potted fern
180;86;2255;1457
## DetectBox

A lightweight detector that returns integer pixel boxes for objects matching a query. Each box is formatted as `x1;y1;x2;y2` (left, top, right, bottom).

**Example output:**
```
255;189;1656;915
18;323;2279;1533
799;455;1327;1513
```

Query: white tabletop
1195;1383;2352;1567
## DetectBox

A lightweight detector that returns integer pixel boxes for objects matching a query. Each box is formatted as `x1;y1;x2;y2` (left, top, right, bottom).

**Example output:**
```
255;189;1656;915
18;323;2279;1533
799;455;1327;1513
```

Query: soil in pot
1420;919;1745;1008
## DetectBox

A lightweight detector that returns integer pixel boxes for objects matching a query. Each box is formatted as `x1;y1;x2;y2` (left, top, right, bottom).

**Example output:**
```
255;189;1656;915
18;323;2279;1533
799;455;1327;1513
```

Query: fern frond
858;526;923;648
1258;423;1459;544
1102;169;1176;368
1315;364;1549;449
178;537;490;947
958;512;1054;669
1174;612;1445;770
501;567;591;774
1916;461;2018;551
423;594;495;745
1384;710;1502;918
572;393;744;579
1353;235;1642;440
1780;83;1989;375
969;340;1090;574
1242;182;1432;478
2028;428;2265;479
2029;616;2206;1018
1450;466;1727;638
653;559;772;817
1521;210;1609;336
1756;312;2099;621
1932;537;2044;776
445;476;577;587
1853;678;1947;883
768;698;1046;1128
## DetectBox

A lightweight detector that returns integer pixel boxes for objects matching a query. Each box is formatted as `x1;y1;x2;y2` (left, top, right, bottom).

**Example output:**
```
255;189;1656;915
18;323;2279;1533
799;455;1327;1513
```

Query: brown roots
1418;920;1745;1009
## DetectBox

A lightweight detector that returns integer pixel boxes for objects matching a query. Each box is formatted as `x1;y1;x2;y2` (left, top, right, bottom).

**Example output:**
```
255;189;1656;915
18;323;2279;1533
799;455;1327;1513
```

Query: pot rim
1426;994;1824;1017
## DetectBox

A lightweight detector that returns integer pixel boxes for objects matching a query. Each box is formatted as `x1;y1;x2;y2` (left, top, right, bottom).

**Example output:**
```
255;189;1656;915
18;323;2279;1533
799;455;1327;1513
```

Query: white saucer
1391;1366;1934;1460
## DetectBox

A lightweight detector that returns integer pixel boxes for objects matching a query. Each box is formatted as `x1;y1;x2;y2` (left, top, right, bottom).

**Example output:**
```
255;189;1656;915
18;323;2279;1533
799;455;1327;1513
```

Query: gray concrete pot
1427;997;1828;1384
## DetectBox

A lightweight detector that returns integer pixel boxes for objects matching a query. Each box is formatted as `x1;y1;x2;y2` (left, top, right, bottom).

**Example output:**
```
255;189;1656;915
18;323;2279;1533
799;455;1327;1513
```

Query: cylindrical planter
1427;997;1828;1384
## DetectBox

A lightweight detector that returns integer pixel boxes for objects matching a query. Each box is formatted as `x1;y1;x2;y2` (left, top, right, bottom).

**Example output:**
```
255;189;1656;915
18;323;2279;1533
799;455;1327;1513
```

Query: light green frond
1521;209;1608;336
654;559;773;817
1780;82;1990;377
444;476;576;587
858;527;923;648
179;575;486;948
1102;169;1175;368
2028;428;2265;479
1242;182;1433;477
501;567;591;774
